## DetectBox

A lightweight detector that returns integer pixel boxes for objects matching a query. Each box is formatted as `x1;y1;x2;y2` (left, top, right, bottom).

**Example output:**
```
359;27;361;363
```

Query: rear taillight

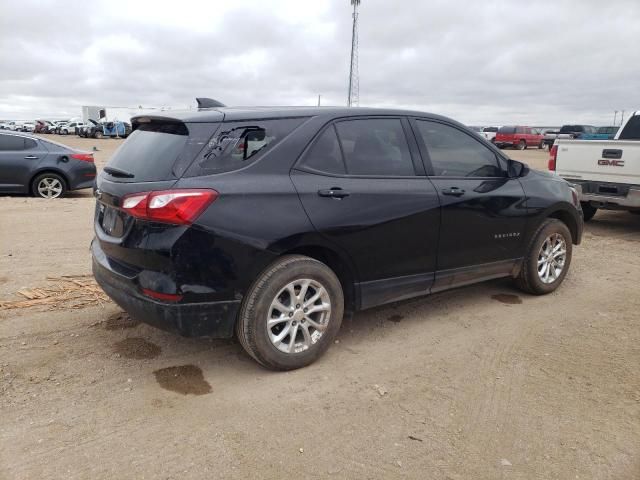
71;153;94;163
548;145;558;171
141;288;183;302
121;189;218;225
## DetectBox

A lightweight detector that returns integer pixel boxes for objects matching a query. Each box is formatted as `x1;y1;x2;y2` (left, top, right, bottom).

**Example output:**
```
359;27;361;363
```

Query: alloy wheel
37;177;63;198
267;279;331;354
537;233;567;284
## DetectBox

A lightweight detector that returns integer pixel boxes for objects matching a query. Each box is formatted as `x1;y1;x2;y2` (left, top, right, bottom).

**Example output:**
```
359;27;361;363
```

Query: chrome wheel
537;233;567;284
37;177;63;198
267;279;331;354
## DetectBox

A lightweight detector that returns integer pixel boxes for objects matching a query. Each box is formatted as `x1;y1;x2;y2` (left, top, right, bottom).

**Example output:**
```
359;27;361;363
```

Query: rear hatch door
95;116;221;267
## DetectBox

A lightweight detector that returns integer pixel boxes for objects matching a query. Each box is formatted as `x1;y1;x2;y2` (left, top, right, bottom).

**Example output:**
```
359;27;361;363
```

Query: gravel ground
1;136;638;479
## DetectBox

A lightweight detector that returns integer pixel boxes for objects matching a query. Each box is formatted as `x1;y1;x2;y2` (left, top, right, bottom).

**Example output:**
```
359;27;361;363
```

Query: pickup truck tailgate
555;140;640;184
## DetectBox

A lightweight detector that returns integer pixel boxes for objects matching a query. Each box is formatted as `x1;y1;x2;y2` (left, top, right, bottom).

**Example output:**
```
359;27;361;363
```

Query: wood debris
0;275;111;311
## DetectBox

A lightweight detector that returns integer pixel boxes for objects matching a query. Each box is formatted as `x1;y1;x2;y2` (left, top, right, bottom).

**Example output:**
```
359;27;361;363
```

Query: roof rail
196;98;226;108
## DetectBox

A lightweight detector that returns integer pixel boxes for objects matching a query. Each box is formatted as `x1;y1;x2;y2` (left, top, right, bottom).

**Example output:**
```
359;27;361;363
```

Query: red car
494;126;544;150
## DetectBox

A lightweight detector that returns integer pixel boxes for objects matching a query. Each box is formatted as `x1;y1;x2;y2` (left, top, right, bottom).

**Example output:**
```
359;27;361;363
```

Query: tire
515;219;572;295
236;255;344;371
31;172;66;199
517;140;526;150
581;202;598;222
538;140;545;149
61;129;68;135
94;130;103;139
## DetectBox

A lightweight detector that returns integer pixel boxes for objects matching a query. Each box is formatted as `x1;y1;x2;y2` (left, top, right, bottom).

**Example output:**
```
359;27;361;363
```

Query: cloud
1;0;638;125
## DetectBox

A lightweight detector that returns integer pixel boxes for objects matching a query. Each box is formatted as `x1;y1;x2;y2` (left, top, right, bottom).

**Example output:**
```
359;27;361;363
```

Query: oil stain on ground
387;314;404;323
153;365;212;395
113;337;161;359
104;312;140;331
491;294;523;305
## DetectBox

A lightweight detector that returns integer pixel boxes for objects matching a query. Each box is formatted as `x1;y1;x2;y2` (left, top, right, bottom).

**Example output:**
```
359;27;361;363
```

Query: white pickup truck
549;111;640;221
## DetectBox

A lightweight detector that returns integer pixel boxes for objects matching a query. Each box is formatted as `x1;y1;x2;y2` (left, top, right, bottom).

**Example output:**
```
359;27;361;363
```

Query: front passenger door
411;119;528;291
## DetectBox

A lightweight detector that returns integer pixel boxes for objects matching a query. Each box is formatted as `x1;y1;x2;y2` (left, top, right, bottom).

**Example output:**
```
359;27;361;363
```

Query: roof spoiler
196;98;226;109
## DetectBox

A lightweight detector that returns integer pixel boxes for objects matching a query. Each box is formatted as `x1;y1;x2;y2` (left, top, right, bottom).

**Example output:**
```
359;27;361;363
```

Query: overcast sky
1;0;638;125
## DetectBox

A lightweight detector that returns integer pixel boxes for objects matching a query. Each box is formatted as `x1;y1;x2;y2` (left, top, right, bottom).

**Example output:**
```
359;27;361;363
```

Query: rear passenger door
0;134;47;192
291;117;441;309
411;119;528;291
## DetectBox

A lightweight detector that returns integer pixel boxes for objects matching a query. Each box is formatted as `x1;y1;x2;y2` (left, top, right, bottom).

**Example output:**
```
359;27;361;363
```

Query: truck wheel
538;141;545;149
236;255;344;371
515;219;572;295
94;131;103;139
517;140;526;150
581;202;597;222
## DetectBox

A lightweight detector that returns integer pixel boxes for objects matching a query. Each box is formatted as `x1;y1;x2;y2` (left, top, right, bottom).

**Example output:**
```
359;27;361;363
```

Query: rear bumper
92;240;240;338
572;182;640;209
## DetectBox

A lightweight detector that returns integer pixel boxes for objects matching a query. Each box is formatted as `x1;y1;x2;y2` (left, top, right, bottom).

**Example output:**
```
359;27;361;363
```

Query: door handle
602;149;622;159
442;187;465;197
24;155;39;160
318;188;350;199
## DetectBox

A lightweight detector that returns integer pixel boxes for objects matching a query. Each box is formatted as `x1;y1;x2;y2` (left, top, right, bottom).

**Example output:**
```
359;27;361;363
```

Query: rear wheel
94;130;103;139
581;202;598;222
538;140;545;149
236;255;344;370
517;140;526;150
515;219;572;295
32;172;66;199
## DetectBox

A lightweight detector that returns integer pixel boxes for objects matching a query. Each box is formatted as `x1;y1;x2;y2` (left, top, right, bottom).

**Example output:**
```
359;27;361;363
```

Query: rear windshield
498;126;516;134
597;126;618;135
619;116;640;140
105;122;189;182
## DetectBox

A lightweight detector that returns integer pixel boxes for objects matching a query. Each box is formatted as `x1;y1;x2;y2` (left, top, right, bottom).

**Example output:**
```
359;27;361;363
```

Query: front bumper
572;182;640;209
494;141;516;148
92;240;240;338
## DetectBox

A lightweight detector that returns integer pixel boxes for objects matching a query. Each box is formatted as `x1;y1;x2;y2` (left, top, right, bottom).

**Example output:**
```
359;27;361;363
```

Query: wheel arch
547;207;580;245
281;244;358;313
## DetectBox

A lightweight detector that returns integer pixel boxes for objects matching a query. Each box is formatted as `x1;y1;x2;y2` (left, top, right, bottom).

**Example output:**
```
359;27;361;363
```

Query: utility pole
347;0;360;107
620;110;625;126
317;94;321;107
614;110;618;126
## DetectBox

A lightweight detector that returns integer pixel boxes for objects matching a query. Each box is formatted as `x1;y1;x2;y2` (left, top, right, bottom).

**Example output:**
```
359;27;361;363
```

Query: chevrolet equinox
92;104;583;370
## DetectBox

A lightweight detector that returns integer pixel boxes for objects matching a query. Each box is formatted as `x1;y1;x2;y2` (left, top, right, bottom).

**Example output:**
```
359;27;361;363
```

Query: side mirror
507;159;526;177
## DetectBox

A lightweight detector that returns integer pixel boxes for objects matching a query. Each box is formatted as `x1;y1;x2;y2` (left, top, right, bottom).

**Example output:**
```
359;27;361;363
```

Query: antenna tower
347;0;360;107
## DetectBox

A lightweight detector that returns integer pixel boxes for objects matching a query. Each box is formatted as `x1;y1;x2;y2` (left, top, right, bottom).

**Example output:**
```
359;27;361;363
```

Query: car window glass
619;116;640;139
190;117;307;175
24;138;37;149
0;135;27;151
300;126;345;174
334;118;414;176
499;126;516;134
415;120;503;177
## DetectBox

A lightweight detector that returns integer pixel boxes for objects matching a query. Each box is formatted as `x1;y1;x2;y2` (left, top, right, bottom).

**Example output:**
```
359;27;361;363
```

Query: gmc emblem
598;159;625;167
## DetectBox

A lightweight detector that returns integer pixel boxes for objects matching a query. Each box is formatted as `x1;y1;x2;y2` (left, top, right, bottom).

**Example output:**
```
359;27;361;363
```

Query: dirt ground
1;136;639;479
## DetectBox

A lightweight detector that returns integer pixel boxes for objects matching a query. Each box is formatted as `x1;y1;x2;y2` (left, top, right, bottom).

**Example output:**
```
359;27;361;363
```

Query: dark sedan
0;131;96;198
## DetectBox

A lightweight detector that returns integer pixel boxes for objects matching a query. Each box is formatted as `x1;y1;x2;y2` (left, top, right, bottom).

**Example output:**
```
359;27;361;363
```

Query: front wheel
236;255;344;370
538;140;545;149
515;219;572;295
517;140;526;150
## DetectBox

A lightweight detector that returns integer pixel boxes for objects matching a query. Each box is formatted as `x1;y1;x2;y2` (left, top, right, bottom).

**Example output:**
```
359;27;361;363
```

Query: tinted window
0;135;27;151
300;126;345;174
483;127;498;133
193;118;307;174
619;116;640;140
106;122;190;182
499;126;516;134
24;138;37;149
334;118;414;176
560;125;583;133
415;120;503;177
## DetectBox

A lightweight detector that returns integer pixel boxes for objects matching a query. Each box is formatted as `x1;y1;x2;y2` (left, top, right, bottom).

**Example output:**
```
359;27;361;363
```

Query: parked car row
1;119;131;138
544;125;620;148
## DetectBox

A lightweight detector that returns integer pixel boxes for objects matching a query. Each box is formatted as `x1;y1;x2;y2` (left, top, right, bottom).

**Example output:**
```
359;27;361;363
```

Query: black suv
92;105;583;370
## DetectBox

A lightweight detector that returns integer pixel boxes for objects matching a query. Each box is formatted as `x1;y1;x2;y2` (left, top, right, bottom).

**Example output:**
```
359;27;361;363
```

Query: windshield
498;126;516;134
